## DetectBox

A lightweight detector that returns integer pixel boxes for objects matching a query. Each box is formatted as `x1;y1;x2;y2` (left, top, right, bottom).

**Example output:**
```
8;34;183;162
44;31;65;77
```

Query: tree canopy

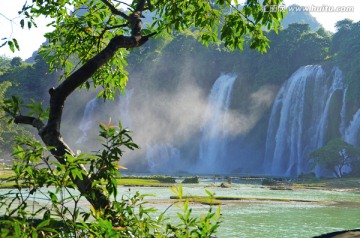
0;81;33;156
308;138;360;178
330;19;360;105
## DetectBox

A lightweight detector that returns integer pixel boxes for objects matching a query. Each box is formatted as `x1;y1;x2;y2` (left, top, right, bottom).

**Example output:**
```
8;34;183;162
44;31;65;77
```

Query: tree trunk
14;0;154;210
333;168;341;178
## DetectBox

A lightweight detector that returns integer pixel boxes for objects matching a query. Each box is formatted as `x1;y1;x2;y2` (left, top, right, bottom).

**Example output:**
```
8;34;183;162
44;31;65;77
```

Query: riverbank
1;170;360;192
1;175;359;238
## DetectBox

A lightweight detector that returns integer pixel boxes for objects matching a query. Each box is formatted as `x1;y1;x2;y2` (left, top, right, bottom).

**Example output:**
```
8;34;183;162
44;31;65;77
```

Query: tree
0;81;33;156
331;20;360;105
0;56;11;76
10;57;22;67
308;138;360;178
0;0;285;235
1;0;284;209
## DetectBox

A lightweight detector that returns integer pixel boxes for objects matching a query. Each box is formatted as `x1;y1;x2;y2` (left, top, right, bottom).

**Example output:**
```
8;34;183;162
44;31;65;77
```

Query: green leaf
36;219;50;229
13;38;20;50
7;41;15;52
20;19;25;28
0;41;7;48
205;189;213;197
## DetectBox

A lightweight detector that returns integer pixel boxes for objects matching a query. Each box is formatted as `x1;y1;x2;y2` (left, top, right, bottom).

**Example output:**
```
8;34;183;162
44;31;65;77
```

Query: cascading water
76;90;134;144
339;86;348;138
264;66;346;177
118;89;134;128
196;73;237;174
145;144;181;174
313;68;344;148
344;108;360;146
76;97;99;144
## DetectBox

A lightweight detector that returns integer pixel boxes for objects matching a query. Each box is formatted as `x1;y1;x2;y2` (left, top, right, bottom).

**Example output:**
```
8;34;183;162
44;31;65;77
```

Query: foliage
116;178;163;186
0;0;285;236
0;81;32;156
0;56;11;76
0;124;222;237
148;175;176;183
0;55;59;103
308;138;360;178
261;178;278;186
1;0;285;99
249;23;331;86
182;176;200;184
120;176;176;183
125;22;331;114
330;20;360;105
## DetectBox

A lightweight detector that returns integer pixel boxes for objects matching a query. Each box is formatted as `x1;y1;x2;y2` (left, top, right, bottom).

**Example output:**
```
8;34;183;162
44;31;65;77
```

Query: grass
169;195;317;205
0;170;16;188
0;178;172;189
170;196;221;205
293;177;360;190
0;181;16;189
214;196;315;203
0;170;14;179
0;170;176;188
117;178;174;187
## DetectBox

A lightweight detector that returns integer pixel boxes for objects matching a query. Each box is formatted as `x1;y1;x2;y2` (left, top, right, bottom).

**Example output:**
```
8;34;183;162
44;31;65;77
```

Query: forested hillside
1;17;360;176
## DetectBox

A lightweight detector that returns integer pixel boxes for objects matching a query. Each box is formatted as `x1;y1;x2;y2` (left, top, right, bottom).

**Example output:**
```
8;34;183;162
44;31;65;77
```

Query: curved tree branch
14;115;45;131
13;0;156;210
28;0;154;210
100;0;129;20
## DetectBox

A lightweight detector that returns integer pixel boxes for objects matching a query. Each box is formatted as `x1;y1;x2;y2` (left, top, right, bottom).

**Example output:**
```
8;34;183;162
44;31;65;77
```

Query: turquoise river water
1;179;359;237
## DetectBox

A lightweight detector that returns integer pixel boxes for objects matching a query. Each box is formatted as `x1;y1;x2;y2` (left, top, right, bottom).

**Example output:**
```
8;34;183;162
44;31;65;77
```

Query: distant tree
0;55;60;103
335;18;354;31
316;27;331;38
0;81;32;155
0;56;11;75
308;138;360;178
247;22;330;86
10;57;22;67
330;20;360;104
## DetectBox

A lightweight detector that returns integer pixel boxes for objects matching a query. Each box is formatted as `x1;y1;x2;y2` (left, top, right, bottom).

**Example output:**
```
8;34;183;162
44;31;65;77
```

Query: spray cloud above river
71;53;276;174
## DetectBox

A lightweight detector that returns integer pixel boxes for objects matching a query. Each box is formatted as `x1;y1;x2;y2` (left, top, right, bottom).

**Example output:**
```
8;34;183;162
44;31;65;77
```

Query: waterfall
76;90;133;144
313;67;344;147
76;97;99;144
264;66;346;177
344;108;360;146
118;89;134;128
196;73;237;174
145;144;181;174
339;87;348;137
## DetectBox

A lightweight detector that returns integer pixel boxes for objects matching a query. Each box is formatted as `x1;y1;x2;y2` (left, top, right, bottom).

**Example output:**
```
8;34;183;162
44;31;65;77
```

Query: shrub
182;176;200;184
0;125;222;237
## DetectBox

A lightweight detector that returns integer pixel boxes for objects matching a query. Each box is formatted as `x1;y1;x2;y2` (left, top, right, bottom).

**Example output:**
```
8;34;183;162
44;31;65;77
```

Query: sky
0;0;359;60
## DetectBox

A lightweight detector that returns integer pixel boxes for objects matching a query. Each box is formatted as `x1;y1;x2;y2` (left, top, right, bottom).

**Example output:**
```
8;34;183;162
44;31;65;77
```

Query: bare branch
134;0;147;12
14;115;45;131
113;0;133;9
105;23;128;30
100;0;129;20
225;0;256;26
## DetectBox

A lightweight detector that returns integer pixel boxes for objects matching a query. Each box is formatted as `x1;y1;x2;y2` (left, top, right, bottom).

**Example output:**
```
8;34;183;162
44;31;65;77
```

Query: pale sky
0;0;359;60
